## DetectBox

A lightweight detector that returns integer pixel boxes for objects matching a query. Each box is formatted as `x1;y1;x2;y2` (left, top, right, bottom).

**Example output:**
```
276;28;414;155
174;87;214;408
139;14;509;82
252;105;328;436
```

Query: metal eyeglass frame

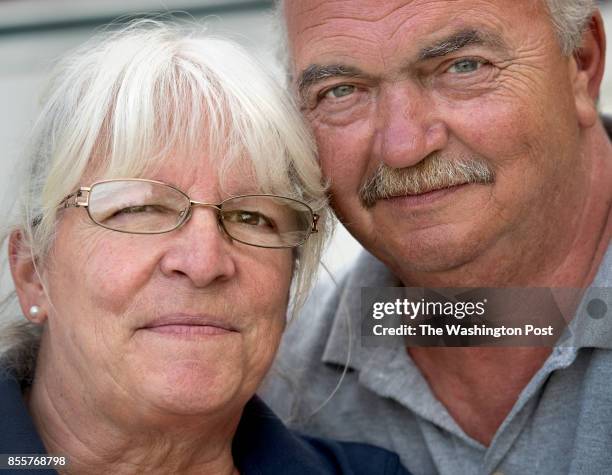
59;178;319;249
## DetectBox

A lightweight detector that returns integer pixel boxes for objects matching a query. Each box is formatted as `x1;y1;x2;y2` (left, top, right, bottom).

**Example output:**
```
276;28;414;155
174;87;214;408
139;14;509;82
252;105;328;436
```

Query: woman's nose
159;207;236;287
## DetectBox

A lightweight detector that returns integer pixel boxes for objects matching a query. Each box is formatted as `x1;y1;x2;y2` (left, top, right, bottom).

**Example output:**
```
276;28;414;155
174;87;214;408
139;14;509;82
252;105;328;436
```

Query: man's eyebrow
297;64;368;97
418;29;508;60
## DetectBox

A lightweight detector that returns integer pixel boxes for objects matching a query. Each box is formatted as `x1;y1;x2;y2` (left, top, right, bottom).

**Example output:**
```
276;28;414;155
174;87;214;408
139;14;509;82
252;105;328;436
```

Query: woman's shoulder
235;396;410;475
0;371;57;474
298;433;410;475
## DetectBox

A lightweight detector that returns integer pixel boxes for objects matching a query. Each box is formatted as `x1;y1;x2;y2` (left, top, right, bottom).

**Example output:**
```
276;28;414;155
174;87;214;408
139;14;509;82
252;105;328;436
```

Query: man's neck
407;346;552;446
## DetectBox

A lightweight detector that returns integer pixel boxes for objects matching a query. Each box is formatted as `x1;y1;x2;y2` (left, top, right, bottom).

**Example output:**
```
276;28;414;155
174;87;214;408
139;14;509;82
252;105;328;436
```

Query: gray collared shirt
261;245;612;475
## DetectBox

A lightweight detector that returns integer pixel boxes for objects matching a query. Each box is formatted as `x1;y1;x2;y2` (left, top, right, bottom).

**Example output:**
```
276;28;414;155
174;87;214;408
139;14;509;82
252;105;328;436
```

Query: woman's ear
572;11;606;128
8;230;48;324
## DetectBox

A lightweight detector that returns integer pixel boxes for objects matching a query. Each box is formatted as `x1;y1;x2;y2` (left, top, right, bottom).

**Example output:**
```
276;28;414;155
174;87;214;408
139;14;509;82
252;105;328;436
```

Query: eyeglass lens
87;180;313;248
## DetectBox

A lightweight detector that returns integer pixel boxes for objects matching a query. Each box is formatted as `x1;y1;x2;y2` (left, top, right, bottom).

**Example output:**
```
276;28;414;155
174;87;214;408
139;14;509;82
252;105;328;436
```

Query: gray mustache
359;153;495;208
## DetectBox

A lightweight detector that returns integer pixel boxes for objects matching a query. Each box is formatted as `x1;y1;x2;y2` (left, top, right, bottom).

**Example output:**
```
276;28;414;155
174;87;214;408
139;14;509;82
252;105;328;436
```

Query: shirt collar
558;243;612;350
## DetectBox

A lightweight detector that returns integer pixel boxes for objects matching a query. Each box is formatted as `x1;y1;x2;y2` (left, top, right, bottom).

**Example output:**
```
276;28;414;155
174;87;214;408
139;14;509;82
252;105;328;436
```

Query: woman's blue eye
324;84;356;99
448;59;482;74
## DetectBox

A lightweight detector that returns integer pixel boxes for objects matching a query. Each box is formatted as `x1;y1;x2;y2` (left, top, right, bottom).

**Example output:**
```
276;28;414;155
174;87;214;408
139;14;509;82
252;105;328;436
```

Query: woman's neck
27;354;241;475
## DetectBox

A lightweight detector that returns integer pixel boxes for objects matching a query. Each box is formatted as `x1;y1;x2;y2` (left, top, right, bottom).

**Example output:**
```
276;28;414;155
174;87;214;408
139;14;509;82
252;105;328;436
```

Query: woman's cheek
82;237;159;315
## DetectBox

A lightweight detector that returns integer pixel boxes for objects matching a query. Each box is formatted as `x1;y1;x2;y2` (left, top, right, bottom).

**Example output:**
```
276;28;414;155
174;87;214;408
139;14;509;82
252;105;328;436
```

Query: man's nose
159;207;236;288
373;84;448;169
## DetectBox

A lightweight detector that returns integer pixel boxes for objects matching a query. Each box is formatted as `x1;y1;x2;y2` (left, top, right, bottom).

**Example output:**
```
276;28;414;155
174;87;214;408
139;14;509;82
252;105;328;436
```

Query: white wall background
1;0;611;290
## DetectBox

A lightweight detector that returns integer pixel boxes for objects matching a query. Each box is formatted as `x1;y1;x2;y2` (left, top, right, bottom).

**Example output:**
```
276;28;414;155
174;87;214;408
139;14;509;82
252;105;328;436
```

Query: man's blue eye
324;84;356;99
448;59;482;74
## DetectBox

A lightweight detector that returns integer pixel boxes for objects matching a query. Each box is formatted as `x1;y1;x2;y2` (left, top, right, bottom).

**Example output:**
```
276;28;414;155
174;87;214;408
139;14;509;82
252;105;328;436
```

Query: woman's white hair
0;19;330;379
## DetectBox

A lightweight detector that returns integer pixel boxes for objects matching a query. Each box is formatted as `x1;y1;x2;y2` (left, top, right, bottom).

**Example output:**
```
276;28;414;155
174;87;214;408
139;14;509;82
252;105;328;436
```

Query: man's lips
140;314;238;336
383;183;469;205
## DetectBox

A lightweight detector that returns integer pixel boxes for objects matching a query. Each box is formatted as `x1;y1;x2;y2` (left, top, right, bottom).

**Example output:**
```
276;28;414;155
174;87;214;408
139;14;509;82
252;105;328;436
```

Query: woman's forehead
82;146;262;200
152;153;261;198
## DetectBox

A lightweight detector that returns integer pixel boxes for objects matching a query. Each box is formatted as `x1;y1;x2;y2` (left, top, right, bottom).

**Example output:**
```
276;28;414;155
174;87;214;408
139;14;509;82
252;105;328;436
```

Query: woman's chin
132;361;247;418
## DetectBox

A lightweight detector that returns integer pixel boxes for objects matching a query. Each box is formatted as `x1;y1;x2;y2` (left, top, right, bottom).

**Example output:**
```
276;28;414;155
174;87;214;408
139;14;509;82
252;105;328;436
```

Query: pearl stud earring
29;305;41;318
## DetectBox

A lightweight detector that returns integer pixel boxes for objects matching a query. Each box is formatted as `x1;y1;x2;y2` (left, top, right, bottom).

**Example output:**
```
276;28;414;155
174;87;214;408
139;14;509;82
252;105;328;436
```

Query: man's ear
8;230;48;324
572;11;606;128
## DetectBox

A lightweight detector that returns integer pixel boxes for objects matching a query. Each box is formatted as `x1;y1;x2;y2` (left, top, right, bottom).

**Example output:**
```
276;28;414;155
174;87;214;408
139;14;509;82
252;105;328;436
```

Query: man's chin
364;224;489;276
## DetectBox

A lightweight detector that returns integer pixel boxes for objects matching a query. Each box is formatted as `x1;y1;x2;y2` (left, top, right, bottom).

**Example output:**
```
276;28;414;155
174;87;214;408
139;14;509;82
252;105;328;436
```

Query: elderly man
262;0;612;474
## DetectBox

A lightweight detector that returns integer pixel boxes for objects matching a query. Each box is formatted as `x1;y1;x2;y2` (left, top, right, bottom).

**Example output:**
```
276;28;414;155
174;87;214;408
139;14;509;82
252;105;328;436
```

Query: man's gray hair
274;0;597;68
547;0;597;54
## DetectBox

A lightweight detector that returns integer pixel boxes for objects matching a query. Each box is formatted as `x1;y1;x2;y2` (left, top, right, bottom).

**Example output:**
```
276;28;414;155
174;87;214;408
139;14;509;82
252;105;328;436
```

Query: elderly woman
0;21;409;475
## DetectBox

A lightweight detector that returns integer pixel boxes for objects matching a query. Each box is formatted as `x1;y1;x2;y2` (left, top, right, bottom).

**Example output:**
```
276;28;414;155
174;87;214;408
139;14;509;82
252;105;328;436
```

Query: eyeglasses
59;178;319;249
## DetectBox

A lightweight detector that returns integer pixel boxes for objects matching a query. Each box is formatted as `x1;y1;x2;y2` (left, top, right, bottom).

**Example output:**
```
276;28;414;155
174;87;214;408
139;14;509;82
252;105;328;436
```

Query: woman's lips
145;325;232;336
140;315;237;337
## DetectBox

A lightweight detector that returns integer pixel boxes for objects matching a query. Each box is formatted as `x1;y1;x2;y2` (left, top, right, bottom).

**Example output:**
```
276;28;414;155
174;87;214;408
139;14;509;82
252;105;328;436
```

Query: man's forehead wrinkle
294;0;423;29
299;19;386;39
299;32;382;64
292;0;358;16
292;0;332;16
384;0;446;42
298;12;412;39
